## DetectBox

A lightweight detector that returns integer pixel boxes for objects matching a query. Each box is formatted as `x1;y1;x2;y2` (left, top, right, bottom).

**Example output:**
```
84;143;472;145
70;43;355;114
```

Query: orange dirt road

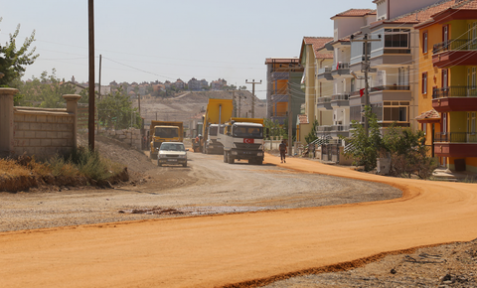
1;155;477;288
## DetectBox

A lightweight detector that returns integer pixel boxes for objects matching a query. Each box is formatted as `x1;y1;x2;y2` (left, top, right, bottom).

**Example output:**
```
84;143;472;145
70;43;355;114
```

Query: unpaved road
1;155;477;288
0;152;398;232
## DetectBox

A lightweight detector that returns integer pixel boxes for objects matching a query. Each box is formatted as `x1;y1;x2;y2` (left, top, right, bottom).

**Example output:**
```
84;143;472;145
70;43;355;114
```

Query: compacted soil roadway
1;154;477;288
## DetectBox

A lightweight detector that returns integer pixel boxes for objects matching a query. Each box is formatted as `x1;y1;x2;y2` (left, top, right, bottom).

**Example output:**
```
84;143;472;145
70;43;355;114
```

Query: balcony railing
434;132;477;143
350;85;410;96
316;125;332;132
317;96;331;103
331;94;350;101
432;86;477;99
331;125;350;131
318;67;332;74
433;39;477;54
333;63;350;70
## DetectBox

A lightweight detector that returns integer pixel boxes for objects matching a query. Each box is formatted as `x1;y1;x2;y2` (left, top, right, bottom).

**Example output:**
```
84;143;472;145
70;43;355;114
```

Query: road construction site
1;135;477;287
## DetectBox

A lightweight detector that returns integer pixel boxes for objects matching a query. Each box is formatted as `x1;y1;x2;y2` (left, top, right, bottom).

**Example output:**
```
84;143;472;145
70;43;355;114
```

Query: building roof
392;0;455;24
415;109;441;121
265;58;300;64
303;37;334;59
331;9;376;19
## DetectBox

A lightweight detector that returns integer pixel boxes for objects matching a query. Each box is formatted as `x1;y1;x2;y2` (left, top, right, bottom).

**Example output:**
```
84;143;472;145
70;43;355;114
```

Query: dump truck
219;117;264;165
201;99;233;154
149;121;183;160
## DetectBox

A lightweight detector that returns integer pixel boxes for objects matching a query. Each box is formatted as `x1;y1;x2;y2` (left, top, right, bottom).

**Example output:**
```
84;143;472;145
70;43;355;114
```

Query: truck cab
204;124;224;154
150;124;182;159
221;121;264;165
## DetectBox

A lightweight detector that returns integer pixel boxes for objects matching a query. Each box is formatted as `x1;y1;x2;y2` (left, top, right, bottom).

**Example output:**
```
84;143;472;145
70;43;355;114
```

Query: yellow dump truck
149;121;183;159
201;99;234;154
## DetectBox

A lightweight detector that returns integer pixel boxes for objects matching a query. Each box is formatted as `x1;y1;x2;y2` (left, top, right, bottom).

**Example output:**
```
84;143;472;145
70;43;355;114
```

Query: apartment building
316;9;376;140
298;37;334;143
416;0;477;172
265;58;304;134
349;0;454;133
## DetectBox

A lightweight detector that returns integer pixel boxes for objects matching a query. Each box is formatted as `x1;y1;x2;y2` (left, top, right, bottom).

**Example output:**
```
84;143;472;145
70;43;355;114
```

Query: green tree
0;19;39;86
305;120;318;144
10;69;75;107
97;86;141;130
344;106;382;171
383;126;436;178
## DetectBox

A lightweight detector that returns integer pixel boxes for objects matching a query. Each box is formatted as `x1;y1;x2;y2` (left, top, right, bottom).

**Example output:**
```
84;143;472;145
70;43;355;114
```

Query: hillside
135;90;266;126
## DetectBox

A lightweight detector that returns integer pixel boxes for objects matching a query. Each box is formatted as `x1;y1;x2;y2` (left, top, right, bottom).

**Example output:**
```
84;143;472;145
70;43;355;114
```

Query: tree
383;126;437;178
305;120;319;144
10;69;76;107
0;19;39;86
97;86;141;130
344;106;382;171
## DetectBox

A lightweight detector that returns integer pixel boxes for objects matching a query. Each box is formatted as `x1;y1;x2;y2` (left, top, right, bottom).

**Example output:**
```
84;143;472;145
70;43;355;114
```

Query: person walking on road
279;140;287;163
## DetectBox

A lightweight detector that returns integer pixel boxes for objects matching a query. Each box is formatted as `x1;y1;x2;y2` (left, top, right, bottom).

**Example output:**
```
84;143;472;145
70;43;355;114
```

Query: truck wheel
223;153;227;163
257;160;263;165
182;162;187;167
227;153;234;164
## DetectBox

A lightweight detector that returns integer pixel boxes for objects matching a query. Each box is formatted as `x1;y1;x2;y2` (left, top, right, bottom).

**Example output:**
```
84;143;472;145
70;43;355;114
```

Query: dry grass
0;148;128;192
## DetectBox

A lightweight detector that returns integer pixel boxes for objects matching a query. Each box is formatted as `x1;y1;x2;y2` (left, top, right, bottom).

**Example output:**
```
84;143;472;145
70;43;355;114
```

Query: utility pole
246;79;262;118
287;83;292;156
88;0;95;150
97;54;102;134
350;33;380;137
98;54;102;99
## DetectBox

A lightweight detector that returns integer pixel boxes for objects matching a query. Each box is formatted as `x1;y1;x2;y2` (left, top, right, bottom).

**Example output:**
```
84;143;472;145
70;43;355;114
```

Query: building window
442;69;448;89
384;29;410;49
422;123;427;135
383;101;409;122
469;112;476;134
422;72;428;94
423;31;428;53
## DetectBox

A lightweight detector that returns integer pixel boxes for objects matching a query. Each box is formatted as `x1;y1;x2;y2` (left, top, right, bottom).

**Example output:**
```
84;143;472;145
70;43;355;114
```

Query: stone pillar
0;88;18;156
62;94;81;148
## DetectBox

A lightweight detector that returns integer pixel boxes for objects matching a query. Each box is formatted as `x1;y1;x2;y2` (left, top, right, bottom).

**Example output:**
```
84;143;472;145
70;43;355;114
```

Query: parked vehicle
220;117;264;165
157;142;188;167
149;121;183;160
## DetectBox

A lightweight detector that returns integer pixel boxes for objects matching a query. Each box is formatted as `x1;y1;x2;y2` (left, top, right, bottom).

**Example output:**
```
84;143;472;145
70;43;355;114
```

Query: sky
1;0;375;99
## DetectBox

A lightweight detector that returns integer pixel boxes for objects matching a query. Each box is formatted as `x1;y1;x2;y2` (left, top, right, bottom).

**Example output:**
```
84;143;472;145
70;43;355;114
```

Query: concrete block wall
13;108;75;158
104;128;142;150
0;89;81;159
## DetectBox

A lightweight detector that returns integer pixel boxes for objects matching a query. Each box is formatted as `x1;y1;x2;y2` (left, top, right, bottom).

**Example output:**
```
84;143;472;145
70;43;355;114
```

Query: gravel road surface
0;151;400;232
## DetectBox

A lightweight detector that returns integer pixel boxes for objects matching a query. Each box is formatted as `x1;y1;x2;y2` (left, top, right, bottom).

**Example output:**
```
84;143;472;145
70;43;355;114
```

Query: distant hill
136;90;266;126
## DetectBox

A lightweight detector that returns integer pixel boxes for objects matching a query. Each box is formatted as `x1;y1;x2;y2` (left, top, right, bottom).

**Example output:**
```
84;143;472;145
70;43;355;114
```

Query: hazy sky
1;0;374;99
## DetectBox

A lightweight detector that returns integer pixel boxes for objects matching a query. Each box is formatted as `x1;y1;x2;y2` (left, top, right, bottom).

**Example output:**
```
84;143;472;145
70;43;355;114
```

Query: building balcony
432;87;477;112
331;93;350;108
331;63;350;79
271;72;289;81
317;67;333;81
433;39;477;68
316;96;332;110
316;125;332;133
434;132;477;157
330;125;350;138
349;85;411;105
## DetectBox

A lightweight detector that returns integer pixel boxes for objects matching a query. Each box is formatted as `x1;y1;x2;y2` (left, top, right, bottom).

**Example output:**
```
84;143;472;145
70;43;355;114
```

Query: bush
383;126;437;179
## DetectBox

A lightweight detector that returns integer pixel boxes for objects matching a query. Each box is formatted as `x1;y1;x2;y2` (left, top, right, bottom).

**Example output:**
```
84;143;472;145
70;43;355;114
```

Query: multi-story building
173;79;185;90
298;37;334;143
349;0;455;133
265;58;304;138
188;78;201;91
416;0;477;172
210;78;227;90
317;9;376;140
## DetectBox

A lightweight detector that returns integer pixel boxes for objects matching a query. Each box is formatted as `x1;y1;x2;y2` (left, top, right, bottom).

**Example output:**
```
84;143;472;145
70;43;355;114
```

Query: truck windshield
160;143;185;151
233;126;263;138
209;126;218;136
155;127;178;138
